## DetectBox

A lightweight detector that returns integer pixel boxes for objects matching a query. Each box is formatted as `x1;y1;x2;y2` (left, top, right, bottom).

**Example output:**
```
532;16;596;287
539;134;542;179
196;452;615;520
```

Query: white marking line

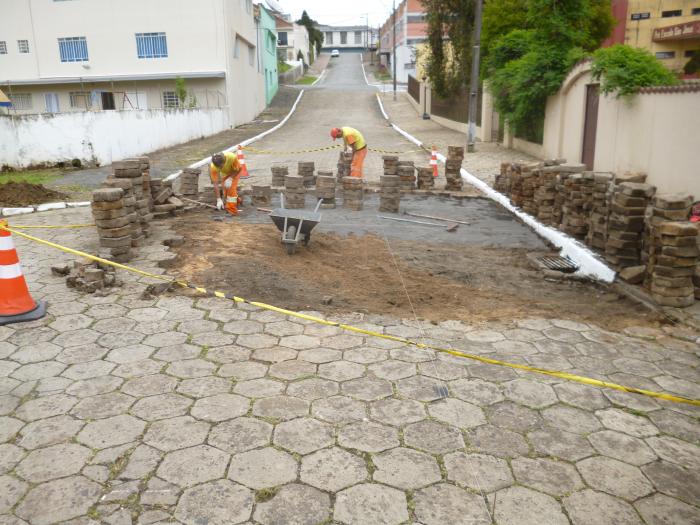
375;95;615;283
310;69;327;86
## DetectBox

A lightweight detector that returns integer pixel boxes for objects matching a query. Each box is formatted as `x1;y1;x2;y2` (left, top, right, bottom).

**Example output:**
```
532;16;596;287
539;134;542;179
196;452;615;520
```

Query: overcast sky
277;0;394;28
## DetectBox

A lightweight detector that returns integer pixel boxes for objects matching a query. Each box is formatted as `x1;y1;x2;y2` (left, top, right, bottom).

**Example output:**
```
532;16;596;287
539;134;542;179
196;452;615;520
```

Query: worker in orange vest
210;151;243;215
331;127;367;178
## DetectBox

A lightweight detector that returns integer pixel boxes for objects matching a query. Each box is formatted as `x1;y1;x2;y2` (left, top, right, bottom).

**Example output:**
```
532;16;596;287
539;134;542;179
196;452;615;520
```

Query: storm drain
534;255;579;274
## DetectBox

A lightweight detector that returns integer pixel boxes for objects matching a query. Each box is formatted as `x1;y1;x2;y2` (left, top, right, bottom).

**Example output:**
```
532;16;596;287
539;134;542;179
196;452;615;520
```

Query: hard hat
330;128;342;140
212;153;225;167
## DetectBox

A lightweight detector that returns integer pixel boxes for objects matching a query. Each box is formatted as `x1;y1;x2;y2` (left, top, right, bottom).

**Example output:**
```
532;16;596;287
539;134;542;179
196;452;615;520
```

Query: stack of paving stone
520;166;538;216
397;161;416;190
553;164;586;227
605;182;655;270
508;164;524;208
199;185;217;207
271;165;288;187
495;162;512;195
560;173;594;239
444;146;464;191
315;172;336;208
342;177;363;210
534;167;559;225
298;161;315;188
383;156;399;176
650;221;698;307
108;160;148;245
586;173;614;250
416;166;434;189
91;188;134;263
379;175;401;212
251;185;272;206
337;152;353;180
284;175;306;209
695;259;700;300
179;168;200;198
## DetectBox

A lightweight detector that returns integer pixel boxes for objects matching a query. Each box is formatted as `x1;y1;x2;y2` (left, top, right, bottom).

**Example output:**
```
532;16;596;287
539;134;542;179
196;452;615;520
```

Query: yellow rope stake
3;223;699;407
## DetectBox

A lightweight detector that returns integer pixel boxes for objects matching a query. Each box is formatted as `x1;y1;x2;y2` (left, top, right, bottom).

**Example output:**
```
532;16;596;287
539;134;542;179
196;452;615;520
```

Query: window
101;92;115;110
69;91;91;109
340;31;347;44
10;93;32;110
693;7;700;15
58;37;88;62
0;41;6;54
655;51;676;59
407;14;427;23
684;49;698;57
662;10;682;17
355;31;362;44
162;91;179;108
630;12;650;20
278;31;288;46
136;32;168;59
325;32;333;45
17;40;29;53
44;93;59;113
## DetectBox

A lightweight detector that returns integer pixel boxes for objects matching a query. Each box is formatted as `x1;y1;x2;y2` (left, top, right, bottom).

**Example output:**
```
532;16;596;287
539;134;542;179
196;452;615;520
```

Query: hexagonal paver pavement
254;483;330;525
372;447;441;489
157;445;229;487
404;420;465;454
175;479;253;525
15;443;91;483
338;421;399;452
144;416;210;451
228;447;297;489
273;417;334;454
190;393;249;422
300;447;368;492
414;483;492;525
208;417;272;454
444;451;514;492
334;483;408;525
15;476;102;525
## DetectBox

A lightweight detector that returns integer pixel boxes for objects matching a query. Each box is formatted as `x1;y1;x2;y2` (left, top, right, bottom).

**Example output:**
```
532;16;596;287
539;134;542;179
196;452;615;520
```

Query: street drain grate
535;255;579;274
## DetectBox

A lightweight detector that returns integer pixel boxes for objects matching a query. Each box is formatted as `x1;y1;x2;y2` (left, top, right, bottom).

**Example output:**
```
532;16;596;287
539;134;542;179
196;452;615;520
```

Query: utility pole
365;14;369;52
467;0;483;153
392;0;397;101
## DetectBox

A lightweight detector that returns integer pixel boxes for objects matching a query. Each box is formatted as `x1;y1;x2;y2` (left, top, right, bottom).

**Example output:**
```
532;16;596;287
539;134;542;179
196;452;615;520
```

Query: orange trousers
213;175;241;215
351;147;367;178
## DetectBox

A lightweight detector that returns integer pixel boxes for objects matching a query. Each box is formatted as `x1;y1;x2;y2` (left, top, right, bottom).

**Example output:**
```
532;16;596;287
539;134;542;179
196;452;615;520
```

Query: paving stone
339;421;399;452
222;320;264;335
82;464;109;483
71;392;135;419
157;445;229;487
366;360;414;381
444;452;513;492
464;329;505;343
596;408;659;437
300;447;367;492
404;420;465;454
414;483;491;525
369;397;426;427
511;457;583;497
174;479;253;525
577;456;653;500
542;404;602;435
153;343;201;362
228;447;297;489
144;416;210;451
0;394;19;416
14;393;77;421
8;326;56;347
131;393;193;420
191;393;249;422
119;444;161;479
268;360;316;380
53;329;101;348
418;359;468;380
15;476;102;525
92;317;137;335
106;344;154;364
273;417;334;455
646;435;700;470
234;378;285;398
236;334;279;350
502;327;547;342
89;442;132;465
428;398;486;429
648;409;700;443
345;346;390;364
449;378;504;405
322;334;364;350
503;378;557;408
467;424;531;458
63;376;121;398
388;347;435;363
252;395;309;421
485;401;543;433
218;361;267;380
553;382;610;410
297;347;343;363
252;347;298;362
121;374;177;397
177;376;231;397
166;358;216;378
588;430;657;466
311;395;366;424
0;443;24;474
62;360;116;381
49;313;93;332
264;320;305;337
342;376;393;401
0;416;20;444
528;425;594;461
191;331;236;347
85;303;127;320
207;307;248;323
0;378;19;396
286;377;339;400
10;342;61;364
208;417;272;454
642;459;700;505
494;485;568;525
11;361;67;382
112;359;163;378
17;415;84;449
0;474;28;514
77;414;146;448
140;476;181;506
138;510;171;524
177;319;219;334
97;333;144;351
0;361;20;378
334;483;408;525
372;447;441;489
254;483;330;525
563;489;642;525
634;493;700;525
318;360;365;381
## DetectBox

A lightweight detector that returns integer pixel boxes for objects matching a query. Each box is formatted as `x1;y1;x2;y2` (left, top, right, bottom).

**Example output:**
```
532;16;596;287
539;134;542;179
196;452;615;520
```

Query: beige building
0;0;266;126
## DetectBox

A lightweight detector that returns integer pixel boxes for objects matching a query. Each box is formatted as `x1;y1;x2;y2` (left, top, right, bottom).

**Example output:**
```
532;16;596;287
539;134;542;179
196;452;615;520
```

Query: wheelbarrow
269;194;323;255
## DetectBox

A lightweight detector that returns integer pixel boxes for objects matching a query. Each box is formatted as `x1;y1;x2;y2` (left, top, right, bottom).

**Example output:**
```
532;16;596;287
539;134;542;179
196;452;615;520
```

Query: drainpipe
466;0;483;153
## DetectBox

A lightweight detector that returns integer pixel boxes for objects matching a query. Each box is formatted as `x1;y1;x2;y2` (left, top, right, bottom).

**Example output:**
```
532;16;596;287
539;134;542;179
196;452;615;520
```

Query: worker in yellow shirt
210;151;242;215
331;127;367;178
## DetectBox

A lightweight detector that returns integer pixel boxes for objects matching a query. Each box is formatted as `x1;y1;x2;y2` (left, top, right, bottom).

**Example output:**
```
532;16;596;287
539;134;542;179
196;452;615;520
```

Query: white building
318;25;378;51
275;14;311;64
0;0;266;126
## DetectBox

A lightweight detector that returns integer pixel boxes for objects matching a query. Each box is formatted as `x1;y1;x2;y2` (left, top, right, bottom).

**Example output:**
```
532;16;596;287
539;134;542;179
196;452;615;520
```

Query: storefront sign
653;21;700;41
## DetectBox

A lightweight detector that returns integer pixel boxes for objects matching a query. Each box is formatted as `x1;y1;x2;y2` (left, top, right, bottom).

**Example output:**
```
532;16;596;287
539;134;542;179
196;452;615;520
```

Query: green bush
684;50;700;74
591;45;679;97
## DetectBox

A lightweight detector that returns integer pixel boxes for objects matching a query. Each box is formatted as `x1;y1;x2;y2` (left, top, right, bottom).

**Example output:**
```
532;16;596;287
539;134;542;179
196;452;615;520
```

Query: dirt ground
170;209;662;330
0;182;67;207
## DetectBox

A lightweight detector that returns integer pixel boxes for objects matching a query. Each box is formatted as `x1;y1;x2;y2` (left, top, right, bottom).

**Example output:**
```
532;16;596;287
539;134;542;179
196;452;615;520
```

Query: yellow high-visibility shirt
210;151;240;180
342;127;366;150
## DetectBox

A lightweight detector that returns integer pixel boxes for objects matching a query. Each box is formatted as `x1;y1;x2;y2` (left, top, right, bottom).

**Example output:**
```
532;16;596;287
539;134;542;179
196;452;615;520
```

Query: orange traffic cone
237;146;250;178
430;146;439;178
0;222;46;326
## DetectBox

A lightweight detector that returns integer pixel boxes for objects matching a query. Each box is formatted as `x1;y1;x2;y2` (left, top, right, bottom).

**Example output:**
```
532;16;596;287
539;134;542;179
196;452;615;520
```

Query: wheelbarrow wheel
285;225;297;255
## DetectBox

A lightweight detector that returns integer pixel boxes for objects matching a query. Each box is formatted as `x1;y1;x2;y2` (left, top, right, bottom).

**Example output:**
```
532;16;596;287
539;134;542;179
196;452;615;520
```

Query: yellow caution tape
243;144;343;155
10;223;95;229
368;147;426;155
3;222;699;407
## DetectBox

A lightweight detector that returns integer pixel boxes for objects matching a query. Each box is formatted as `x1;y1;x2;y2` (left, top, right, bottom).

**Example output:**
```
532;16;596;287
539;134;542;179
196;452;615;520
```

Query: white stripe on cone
0;263;23;280
0;237;15;251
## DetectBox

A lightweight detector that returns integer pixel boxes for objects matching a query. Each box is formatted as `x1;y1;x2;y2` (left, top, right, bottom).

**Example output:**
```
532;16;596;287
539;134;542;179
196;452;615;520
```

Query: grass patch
374;71;392;82
278;61;292;73
255;487;279;502
0;169;62;185
296;75;318;85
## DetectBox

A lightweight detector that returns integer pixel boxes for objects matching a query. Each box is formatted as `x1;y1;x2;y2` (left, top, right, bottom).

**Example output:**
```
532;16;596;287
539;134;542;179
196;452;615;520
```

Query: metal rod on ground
467;0;483;153
403;211;473;225
179;196;217;210
257;208;272;213
377;215;443;227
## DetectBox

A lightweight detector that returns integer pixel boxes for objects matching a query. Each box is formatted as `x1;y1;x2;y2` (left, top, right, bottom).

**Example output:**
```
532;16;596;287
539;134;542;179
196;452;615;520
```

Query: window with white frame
17;40;29;53
340;31;347;44
162;91;179;108
58;37;89;62
325;32;333;45
0;41;6;54
355;31;362;44
136;32;168;59
69;91;92;109
10;93;32;110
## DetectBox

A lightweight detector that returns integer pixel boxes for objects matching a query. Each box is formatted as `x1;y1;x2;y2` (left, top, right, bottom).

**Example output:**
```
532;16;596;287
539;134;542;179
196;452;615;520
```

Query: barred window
58;37;88;62
655;51;676;59
69;91;91;109
162;91;179;108
136;32;168;59
10;93;32;110
0;41;7;54
18;40;29;53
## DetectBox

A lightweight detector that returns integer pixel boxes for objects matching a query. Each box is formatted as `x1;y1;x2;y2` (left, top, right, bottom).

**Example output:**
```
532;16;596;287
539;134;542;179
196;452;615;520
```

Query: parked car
331;49;340;57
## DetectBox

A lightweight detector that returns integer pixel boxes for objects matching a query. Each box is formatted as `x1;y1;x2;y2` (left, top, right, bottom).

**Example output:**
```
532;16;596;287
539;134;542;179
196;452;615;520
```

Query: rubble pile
379;175;401;213
444;146;464;192
315;172;336;209
284;175;306;209
53;260;121;294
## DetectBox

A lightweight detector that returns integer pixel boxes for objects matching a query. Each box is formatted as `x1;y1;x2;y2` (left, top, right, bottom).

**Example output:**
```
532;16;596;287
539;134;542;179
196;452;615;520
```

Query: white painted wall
0;108;229;168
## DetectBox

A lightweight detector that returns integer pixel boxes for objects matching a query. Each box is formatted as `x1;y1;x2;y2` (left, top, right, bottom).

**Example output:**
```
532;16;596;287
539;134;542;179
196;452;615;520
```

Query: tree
175;77;187;107
296;10;324;60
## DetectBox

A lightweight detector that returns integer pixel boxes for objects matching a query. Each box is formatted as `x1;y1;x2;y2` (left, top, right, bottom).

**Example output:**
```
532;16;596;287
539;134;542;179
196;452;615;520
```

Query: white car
331;49;340;57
